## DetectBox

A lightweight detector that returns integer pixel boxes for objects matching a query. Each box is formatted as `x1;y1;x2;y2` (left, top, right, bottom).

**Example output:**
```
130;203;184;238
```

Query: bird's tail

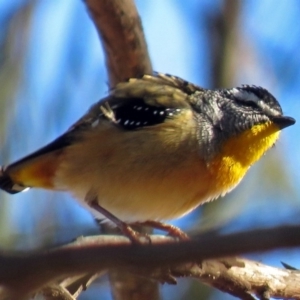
0;132;73;195
0;166;27;194
0;154;59;194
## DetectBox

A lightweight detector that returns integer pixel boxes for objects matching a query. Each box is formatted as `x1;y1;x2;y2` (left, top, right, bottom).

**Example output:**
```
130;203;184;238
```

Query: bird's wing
0;73;204;193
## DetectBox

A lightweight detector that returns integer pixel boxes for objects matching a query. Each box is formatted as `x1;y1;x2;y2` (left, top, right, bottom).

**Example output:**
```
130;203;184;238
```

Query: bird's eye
230;88;261;110
236;99;259;109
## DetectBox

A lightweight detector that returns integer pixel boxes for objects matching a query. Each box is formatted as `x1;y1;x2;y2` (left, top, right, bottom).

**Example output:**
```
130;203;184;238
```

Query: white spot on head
153;111;157;115
136;122;141;126
159;111;164;115
145;107;149;111
130;121;134;125
168;113;173;116
137;107;142;110
124;120;129;125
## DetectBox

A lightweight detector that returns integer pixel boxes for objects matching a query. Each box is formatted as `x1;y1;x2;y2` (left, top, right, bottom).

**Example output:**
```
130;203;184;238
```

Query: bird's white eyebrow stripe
231;88;261;103
230;87;281;116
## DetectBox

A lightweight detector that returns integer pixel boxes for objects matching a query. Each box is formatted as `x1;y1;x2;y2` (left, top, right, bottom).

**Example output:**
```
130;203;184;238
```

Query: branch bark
2;225;300;300
84;0;152;87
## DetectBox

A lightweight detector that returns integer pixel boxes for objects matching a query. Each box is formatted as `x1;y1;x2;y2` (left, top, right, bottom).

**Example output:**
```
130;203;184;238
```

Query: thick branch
84;0;152;87
2;225;300;299
171;258;300;299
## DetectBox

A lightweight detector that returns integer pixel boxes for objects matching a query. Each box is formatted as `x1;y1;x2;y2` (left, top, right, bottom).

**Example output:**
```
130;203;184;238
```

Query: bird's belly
90;158;213;222
60;147;214;222
55;121;221;222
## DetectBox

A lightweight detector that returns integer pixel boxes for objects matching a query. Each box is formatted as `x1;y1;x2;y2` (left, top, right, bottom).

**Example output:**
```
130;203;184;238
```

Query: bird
0;72;295;239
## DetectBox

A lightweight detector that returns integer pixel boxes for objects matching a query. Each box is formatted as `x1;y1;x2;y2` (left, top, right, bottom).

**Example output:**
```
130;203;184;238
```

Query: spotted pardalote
0;73;295;231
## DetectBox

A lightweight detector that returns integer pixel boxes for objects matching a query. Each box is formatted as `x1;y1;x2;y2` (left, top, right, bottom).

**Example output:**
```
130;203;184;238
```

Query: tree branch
84;0;152;87
2;225;300;299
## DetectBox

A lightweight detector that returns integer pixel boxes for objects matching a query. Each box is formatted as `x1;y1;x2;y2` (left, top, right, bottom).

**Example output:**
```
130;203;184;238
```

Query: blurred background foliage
0;1;299;299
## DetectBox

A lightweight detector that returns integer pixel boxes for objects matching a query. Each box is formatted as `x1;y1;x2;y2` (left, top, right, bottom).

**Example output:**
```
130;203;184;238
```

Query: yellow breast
207;122;281;196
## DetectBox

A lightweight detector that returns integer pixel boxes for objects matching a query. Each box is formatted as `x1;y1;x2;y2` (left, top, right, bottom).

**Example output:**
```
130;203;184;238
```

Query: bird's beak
272;116;296;129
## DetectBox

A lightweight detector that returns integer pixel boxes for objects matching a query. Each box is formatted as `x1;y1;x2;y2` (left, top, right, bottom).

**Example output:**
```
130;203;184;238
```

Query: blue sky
0;1;299;299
